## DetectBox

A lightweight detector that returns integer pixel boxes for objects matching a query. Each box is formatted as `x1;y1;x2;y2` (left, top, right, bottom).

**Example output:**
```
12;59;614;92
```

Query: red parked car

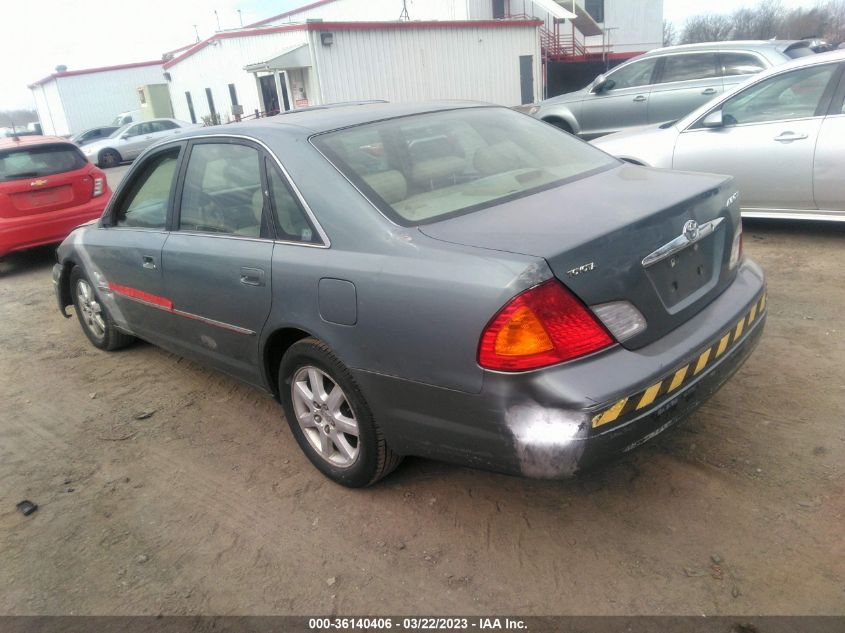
0;135;110;258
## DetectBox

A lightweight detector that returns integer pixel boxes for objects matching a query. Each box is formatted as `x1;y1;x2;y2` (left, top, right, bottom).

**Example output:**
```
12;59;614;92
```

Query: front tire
98;149;121;169
279;338;402;487
70;267;135;351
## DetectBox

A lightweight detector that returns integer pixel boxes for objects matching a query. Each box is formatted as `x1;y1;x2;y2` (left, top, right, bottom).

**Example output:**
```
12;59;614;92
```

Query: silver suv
530;40;815;139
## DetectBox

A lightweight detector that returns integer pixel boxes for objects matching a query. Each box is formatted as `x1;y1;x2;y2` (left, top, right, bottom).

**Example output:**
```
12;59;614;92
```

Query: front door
519;55;534;105
90;145;183;342
579;56;658;138
161;139;274;384
673;62;841;211
259;75;280;115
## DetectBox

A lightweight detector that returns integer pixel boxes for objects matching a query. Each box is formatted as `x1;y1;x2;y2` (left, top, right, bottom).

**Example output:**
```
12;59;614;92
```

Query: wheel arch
262;326;316;398
539;107;580;135
56;259;78;316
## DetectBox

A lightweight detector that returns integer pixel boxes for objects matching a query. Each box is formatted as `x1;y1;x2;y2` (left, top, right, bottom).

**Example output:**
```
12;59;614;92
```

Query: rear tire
98;149;121;169
279;337;402;487
70;267;135;351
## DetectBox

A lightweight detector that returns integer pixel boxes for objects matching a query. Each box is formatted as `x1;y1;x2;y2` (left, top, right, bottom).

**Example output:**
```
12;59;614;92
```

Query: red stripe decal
109;283;174;310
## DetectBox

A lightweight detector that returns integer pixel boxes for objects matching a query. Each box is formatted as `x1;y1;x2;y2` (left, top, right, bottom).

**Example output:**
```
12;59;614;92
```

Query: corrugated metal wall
32;82;67;136
55;65;165;135
166;30;310;123
310;24;541;106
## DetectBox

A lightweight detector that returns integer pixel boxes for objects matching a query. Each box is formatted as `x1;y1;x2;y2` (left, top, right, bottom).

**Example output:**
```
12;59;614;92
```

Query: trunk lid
419;164;742;348
0;143;95;219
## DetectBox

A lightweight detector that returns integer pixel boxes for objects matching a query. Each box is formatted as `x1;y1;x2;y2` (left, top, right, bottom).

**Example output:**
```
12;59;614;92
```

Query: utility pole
237;9;243;27
193;24;200;42
399;0;410;21
214;10;221;31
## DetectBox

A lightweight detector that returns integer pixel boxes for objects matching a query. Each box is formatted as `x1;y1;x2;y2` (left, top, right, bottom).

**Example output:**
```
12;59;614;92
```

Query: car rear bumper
0;197;107;257
352;258;767;478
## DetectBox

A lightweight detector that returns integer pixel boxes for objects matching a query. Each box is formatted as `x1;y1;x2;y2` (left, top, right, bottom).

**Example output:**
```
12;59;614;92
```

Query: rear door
0;143;93;219
578;56;659;137
85;144;184;342
648;52;723;125
813;67;845;212
161;138;275;384
673;62;841;211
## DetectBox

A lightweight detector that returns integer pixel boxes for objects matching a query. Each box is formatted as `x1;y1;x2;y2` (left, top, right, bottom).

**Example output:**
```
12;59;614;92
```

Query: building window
585;0;604;23
228;83;239;107
205;88;216;115
185;91;196;124
492;0;505;19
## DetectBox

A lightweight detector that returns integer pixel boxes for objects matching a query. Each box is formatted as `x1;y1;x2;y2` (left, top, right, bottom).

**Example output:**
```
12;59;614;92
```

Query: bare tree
663;19;677;46
680;14;733;44
0;109;38;128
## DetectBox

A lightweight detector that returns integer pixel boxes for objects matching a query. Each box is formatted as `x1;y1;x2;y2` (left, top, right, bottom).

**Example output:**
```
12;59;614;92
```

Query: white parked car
81;118;196;168
591;49;845;222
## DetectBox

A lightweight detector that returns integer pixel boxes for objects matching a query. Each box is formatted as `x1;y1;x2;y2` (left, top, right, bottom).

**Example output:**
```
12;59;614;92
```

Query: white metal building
29;61;165;136
164;19;543;124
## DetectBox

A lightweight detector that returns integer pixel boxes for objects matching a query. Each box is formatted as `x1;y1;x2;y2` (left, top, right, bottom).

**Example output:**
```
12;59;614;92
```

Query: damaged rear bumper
352;259;766;479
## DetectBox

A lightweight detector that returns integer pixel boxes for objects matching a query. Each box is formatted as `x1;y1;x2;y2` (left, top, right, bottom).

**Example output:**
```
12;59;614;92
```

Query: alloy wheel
291;365;360;468
76;279;106;340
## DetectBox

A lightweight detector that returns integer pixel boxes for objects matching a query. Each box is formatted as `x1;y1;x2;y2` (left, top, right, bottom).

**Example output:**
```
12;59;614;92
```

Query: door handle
702;88;718;95
633;95;647;102
141;256;157;270
774;132;808;142
240;267;265;287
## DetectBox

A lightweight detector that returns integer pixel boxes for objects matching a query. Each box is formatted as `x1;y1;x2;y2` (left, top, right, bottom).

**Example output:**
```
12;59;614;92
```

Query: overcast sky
0;0;821;112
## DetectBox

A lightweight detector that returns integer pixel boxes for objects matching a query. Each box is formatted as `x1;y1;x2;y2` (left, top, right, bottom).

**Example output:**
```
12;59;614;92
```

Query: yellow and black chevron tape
591;291;767;430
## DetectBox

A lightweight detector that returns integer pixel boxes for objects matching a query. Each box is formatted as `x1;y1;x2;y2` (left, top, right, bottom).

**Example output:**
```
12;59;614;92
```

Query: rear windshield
312;107;617;226
0;143;87;182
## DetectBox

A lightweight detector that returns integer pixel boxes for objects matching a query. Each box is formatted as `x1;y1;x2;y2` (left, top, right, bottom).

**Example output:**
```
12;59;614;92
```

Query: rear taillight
92;177;105;197
478;280;615;372
729;221;743;270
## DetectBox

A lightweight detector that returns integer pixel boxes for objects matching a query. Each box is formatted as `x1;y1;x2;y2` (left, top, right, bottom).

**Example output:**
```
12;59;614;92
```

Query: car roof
183;100;492;140
0;135;74;150
642;39;810;56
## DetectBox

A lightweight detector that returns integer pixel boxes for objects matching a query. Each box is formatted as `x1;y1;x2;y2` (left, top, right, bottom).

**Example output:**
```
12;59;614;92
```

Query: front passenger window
720;64;837;126
605;58;658;90
115;148;180;229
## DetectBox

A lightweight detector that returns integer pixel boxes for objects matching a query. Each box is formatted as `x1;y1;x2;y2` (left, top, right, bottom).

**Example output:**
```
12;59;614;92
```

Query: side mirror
592;74;609;93
702;110;724;128
121;134;131;140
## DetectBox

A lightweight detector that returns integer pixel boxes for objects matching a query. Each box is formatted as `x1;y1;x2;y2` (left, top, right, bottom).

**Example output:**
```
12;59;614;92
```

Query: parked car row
77;118;196;168
591;49;845;222
528;40;817;138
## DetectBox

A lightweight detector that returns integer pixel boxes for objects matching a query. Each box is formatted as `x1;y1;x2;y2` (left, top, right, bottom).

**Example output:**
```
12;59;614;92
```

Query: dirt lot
1;211;843;615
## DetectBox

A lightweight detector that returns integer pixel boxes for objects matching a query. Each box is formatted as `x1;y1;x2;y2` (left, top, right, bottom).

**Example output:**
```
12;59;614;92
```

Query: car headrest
362;170;408;204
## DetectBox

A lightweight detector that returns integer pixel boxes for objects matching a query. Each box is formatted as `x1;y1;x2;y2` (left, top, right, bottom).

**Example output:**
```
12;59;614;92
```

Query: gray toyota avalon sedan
52;102;766;487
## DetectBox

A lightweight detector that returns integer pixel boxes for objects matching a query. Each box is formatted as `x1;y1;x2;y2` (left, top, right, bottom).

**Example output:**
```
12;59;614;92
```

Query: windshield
312;107;617;226
0;143;88;182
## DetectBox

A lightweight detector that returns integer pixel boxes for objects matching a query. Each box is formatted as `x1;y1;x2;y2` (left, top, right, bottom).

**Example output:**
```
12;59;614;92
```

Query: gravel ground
0;209;843;615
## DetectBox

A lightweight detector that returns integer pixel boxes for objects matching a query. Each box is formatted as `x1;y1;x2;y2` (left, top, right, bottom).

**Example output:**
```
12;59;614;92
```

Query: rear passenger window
660;53;719;83
115;148;179;229
721;53;766;77
178;143;264;237
267;162;320;244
